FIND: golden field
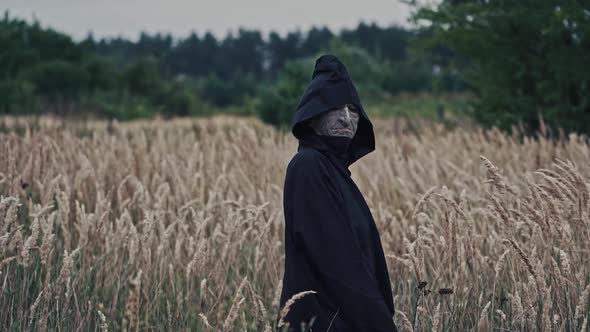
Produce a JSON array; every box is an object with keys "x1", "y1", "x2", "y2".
[{"x1": 0, "y1": 115, "x2": 589, "y2": 331}]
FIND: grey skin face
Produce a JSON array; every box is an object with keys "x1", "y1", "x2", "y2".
[{"x1": 308, "y1": 104, "x2": 360, "y2": 138}]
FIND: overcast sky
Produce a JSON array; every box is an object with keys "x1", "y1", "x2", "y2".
[{"x1": 2, "y1": 0, "x2": 414, "y2": 41}]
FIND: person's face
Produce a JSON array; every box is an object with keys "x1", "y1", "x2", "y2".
[{"x1": 309, "y1": 104, "x2": 360, "y2": 138}]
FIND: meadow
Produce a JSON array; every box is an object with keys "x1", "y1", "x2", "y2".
[{"x1": 0, "y1": 115, "x2": 589, "y2": 331}]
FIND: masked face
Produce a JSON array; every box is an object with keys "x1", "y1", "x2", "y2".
[{"x1": 309, "y1": 104, "x2": 360, "y2": 138}]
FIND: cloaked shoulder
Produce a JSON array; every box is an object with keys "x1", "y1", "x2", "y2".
[
  {"x1": 286, "y1": 148, "x2": 332, "y2": 177},
  {"x1": 285, "y1": 148, "x2": 344, "y2": 206}
]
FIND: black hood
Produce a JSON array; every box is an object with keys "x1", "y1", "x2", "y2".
[{"x1": 291, "y1": 54, "x2": 376, "y2": 167}]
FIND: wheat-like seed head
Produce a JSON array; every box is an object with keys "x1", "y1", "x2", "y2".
[
  {"x1": 277, "y1": 290, "x2": 317, "y2": 328},
  {"x1": 1, "y1": 116, "x2": 590, "y2": 330}
]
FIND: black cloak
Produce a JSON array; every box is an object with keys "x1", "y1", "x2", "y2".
[{"x1": 277, "y1": 55, "x2": 397, "y2": 332}]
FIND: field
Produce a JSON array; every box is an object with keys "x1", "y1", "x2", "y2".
[{"x1": 1, "y1": 115, "x2": 589, "y2": 331}]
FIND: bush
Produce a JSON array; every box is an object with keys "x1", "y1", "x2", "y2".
[
  {"x1": 83, "y1": 56, "x2": 119, "y2": 91},
  {"x1": 21, "y1": 60, "x2": 89, "y2": 101},
  {"x1": 122, "y1": 57, "x2": 163, "y2": 96},
  {"x1": 198, "y1": 72, "x2": 258, "y2": 108},
  {"x1": 379, "y1": 59, "x2": 433, "y2": 94},
  {"x1": 82, "y1": 91, "x2": 154, "y2": 120},
  {"x1": 0, "y1": 79, "x2": 36, "y2": 113},
  {"x1": 155, "y1": 82, "x2": 210, "y2": 117},
  {"x1": 257, "y1": 59, "x2": 310, "y2": 128}
]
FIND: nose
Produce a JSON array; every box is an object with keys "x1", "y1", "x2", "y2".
[{"x1": 339, "y1": 110, "x2": 351, "y2": 127}]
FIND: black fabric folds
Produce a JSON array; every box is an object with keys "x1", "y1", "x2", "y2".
[{"x1": 277, "y1": 55, "x2": 397, "y2": 332}]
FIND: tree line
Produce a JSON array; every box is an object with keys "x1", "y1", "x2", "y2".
[
  {"x1": 3, "y1": 0, "x2": 588, "y2": 135},
  {"x1": 0, "y1": 11, "x2": 461, "y2": 122}
]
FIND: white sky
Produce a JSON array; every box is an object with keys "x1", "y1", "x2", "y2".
[{"x1": 2, "y1": 0, "x2": 414, "y2": 41}]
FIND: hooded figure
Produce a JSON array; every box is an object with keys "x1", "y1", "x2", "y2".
[{"x1": 277, "y1": 55, "x2": 398, "y2": 332}]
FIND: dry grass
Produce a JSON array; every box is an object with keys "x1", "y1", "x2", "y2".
[{"x1": 0, "y1": 115, "x2": 589, "y2": 331}]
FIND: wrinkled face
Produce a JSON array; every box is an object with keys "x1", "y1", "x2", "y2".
[{"x1": 309, "y1": 104, "x2": 360, "y2": 138}]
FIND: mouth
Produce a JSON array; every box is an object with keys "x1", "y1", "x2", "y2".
[{"x1": 333, "y1": 128, "x2": 353, "y2": 135}]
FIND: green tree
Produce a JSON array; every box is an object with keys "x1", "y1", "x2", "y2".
[
  {"x1": 122, "y1": 57, "x2": 163, "y2": 96},
  {"x1": 22, "y1": 60, "x2": 89, "y2": 101},
  {"x1": 257, "y1": 59, "x2": 310, "y2": 128},
  {"x1": 0, "y1": 79, "x2": 35, "y2": 113},
  {"x1": 409, "y1": 0, "x2": 590, "y2": 134},
  {"x1": 83, "y1": 56, "x2": 118, "y2": 91}
]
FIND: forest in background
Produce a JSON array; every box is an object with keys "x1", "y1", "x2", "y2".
[
  {"x1": 1, "y1": 0, "x2": 589, "y2": 134},
  {"x1": 0, "y1": 10, "x2": 465, "y2": 124}
]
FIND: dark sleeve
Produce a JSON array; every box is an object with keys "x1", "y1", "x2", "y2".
[{"x1": 287, "y1": 153, "x2": 396, "y2": 332}]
